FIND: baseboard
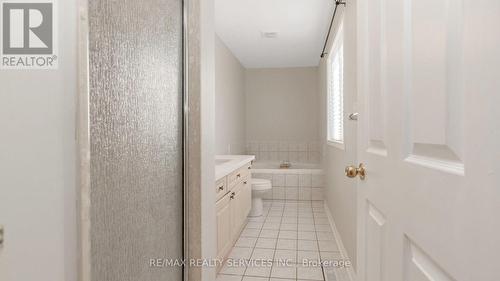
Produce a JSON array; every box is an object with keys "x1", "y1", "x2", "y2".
[{"x1": 323, "y1": 201, "x2": 357, "y2": 281}]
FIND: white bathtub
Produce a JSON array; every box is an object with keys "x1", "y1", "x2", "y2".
[
  {"x1": 252, "y1": 161, "x2": 323, "y2": 174},
  {"x1": 251, "y1": 161, "x2": 324, "y2": 201}
]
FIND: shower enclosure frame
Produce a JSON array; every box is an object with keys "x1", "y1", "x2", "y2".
[{"x1": 76, "y1": 0, "x2": 194, "y2": 280}]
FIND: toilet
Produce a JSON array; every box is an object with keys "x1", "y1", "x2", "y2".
[{"x1": 249, "y1": 178, "x2": 272, "y2": 217}]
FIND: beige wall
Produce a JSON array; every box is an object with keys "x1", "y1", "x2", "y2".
[
  {"x1": 215, "y1": 35, "x2": 246, "y2": 154},
  {"x1": 200, "y1": 1, "x2": 217, "y2": 280},
  {"x1": 245, "y1": 67, "x2": 319, "y2": 143},
  {"x1": 319, "y1": 1, "x2": 358, "y2": 272}
]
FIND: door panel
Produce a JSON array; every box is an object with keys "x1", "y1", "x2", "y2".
[
  {"x1": 216, "y1": 194, "x2": 232, "y2": 260},
  {"x1": 357, "y1": 0, "x2": 500, "y2": 280},
  {"x1": 404, "y1": 238, "x2": 456, "y2": 281},
  {"x1": 404, "y1": 0, "x2": 465, "y2": 175},
  {"x1": 230, "y1": 182, "x2": 244, "y2": 239},
  {"x1": 366, "y1": 0, "x2": 388, "y2": 154},
  {"x1": 365, "y1": 202, "x2": 386, "y2": 281},
  {"x1": 87, "y1": 0, "x2": 184, "y2": 280}
]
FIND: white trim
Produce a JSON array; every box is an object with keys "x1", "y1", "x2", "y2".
[
  {"x1": 324, "y1": 201, "x2": 357, "y2": 281},
  {"x1": 77, "y1": 0, "x2": 91, "y2": 280},
  {"x1": 182, "y1": 0, "x2": 190, "y2": 280},
  {"x1": 326, "y1": 21, "x2": 345, "y2": 145}
]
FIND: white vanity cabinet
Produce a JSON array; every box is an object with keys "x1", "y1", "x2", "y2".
[
  {"x1": 229, "y1": 175, "x2": 251, "y2": 239},
  {"x1": 215, "y1": 159, "x2": 253, "y2": 265},
  {"x1": 216, "y1": 191, "x2": 232, "y2": 261}
]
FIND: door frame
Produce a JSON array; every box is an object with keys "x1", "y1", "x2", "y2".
[{"x1": 76, "y1": 0, "x2": 91, "y2": 279}]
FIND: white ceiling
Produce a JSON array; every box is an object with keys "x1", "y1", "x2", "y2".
[{"x1": 215, "y1": 0, "x2": 335, "y2": 68}]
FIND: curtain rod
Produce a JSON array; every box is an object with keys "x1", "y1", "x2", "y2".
[{"x1": 320, "y1": 0, "x2": 346, "y2": 58}]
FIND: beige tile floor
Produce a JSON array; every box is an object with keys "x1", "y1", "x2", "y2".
[{"x1": 217, "y1": 200, "x2": 352, "y2": 281}]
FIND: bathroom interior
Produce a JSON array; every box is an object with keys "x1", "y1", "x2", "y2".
[
  {"x1": 213, "y1": 1, "x2": 354, "y2": 280},
  {"x1": 4, "y1": 0, "x2": 498, "y2": 280}
]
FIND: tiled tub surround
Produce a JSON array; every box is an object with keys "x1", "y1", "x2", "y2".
[
  {"x1": 252, "y1": 163, "x2": 324, "y2": 201},
  {"x1": 216, "y1": 200, "x2": 352, "y2": 281},
  {"x1": 246, "y1": 141, "x2": 321, "y2": 163}
]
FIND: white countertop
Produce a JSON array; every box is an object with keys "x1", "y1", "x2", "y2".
[{"x1": 215, "y1": 155, "x2": 255, "y2": 181}]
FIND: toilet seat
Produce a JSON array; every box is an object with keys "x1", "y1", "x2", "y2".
[{"x1": 252, "y1": 178, "x2": 272, "y2": 191}]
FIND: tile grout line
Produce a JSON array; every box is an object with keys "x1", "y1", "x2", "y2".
[
  {"x1": 312, "y1": 204, "x2": 327, "y2": 281},
  {"x1": 223, "y1": 200, "x2": 333, "y2": 281},
  {"x1": 269, "y1": 201, "x2": 284, "y2": 280}
]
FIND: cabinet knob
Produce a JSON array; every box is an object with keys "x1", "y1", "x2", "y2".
[
  {"x1": 243, "y1": 181, "x2": 247, "y2": 184},
  {"x1": 218, "y1": 185, "x2": 224, "y2": 191},
  {"x1": 230, "y1": 192, "x2": 235, "y2": 199},
  {"x1": 237, "y1": 173, "x2": 241, "y2": 178}
]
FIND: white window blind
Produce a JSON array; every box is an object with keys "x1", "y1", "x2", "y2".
[{"x1": 327, "y1": 25, "x2": 344, "y2": 145}]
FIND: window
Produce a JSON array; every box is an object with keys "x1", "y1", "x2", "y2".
[{"x1": 327, "y1": 24, "x2": 344, "y2": 146}]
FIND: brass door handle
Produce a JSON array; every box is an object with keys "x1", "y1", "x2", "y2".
[{"x1": 345, "y1": 163, "x2": 366, "y2": 180}]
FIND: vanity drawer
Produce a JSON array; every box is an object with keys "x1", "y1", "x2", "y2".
[
  {"x1": 228, "y1": 169, "x2": 242, "y2": 187},
  {"x1": 241, "y1": 162, "x2": 252, "y2": 179},
  {"x1": 215, "y1": 178, "x2": 227, "y2": 201},
  {"x1": 228, "y1": 164, "x2": 251, "y2": 188}
]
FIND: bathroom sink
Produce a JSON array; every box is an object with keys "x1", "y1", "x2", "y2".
[{"x1": 215, "y1": 155, "x2": 256, "y2": 181}]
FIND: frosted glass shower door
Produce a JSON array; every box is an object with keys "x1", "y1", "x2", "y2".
[{"x1": 86, "y1": 1, "x2": 184, "y2": 280}]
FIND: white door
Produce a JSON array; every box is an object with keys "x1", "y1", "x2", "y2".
[{"x1": 355, "y1": 0, "x2": 500, "y2": 280}]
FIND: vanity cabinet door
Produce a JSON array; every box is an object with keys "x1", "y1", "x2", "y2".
[
  {"x1": 215, "y1": 178, "x2": 227, "y2": 201},
  {"x1": 216, "y1": 192, "x2": 232, "y2": 261},
  {"x1": 230, "y1": 177, "x2": 252, "y2": 240},
  {"x1": 229, "y1": 182, "x2": 244, "y2": 239},
  {"x1": 240, "y1": 177, "x2": 252, "y2": 220}
]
